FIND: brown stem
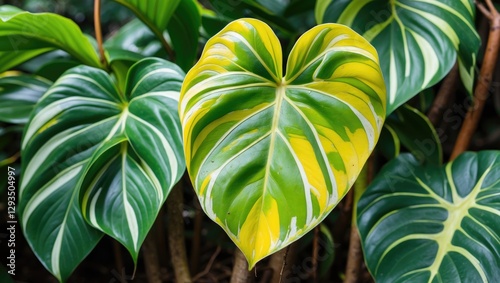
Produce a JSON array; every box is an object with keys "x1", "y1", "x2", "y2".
[
  {"x1": 190, "y1": 198, "x2": 204, "y2": 274},
  {"x1": 192, "y1": 246, "x2": 221, "y2": 281},
  {"x1": 167, "y1": 183, "x2": 192, "y2": 283},
  {"x1": 451, "y1": 4, "x2": 500, "y2": 159},
  {"x1": 344, "y1": 159, "x2": 371, "y2": 283},
  {"x1": 113, "y1": 240, "x2": 126, "y2": 283},
  {"x1": 93, "y1": 0, "x2": 107, "y2": 67},
  {"x1": 427, "y1": 63, "x2": 459, "y2": 126},
  {"x1": 142, "y1": 232, "x2": 162, "y2": 283},
  {"x1": 230, "y1": 249, "x2": 253, "y2": 283},
  {"x1": 268, "y1": 246, "x2": 290, "y2": 283},
  {"x1": 311, "y1": 226, "x2": 320, "y2": 283}
]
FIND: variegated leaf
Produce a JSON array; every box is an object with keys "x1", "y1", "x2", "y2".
[
  {"x1": 180, "y1": 18, "x2": 386, "y2": 267},
  {"x1": 316, "y1": 0, "x2": 480, "y2": 115},
  {"x1": 0, "y1": 74, "x2": 51, "y2": 124},
  {"x1": 19, "y1": 58, "x2": 185, "y2": 281},
  {"x1": 358, "y1": 151, "x2": 500, "y2": 282}
]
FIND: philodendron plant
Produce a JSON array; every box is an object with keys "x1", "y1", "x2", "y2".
[
  {"x1": 2, "y1": 0, "x2": 499, "y2": 282},
  {"x1": 179, "y1": 18, "x2": 386, "y2": 266}
]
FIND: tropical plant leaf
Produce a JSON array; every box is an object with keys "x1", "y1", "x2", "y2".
[
  {"x1": 358, "y1": 151, "x2": 500, "y2": 282},
  {"x1": 20, "y1": 58, "x2": 185, "y2": 281},
  {"x1": 386, "y1": 104, "x2": 442, "y2": 165},
  {"x1": 316, "y1": 0, "x2": 480, "y2": 115},
  {"x1": 104, "y1": 19, "x2": 163, "y2": 57},
  {"x1": 0, "y1": 74, "x2": 51, "y2": 124},
  {"x1": 0, "y1": 9, "x2": 101, "y2": 72},
  {"x1": 113, "y1": 0, "x2": 180, "y2": 50},
  {"x1": 167, "y1": 0, "x2": 201, "y2": 72},
  {"x1": 377, "y1": 124, "x2": 400, "y2": 160},
  {"x1": 180, "y1": 18, "x2": 386, "y2": 267}
]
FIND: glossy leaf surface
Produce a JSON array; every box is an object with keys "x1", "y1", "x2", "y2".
[
  {"x1": 20, "y1": 58, "x2": 185, "y2": 281},
  {"x1": 316, "y1": 0, "x2": 480, "y2": 115},
  {"x1": 0, "y1": 75, "x2": 51, "y2": 124},
  {"x1": 167, "y1": 0, "x2": 201, "y2": 72},
  {"x1": 0, "y1": 9, "x2": 101, "y2": 72},
  {"x1": 358, "y1": 151, "x2": 500, "y2": 282},
  {"x1": 180, "y1": 18, "x2": 386, "y2": 267},
  {"x1": 386, "y1": 104, "x2": 442, "y2": 165}
]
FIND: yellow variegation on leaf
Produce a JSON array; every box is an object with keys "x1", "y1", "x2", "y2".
[{"x1": 180, "y1": 18, "x2": 386, "y2": 267}]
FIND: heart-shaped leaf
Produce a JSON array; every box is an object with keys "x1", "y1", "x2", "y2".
[
  {"x1": 316, "y1": 0, "x2": 480, "y2": 115},
  {"x1": 0, "y1": 9, "x2": 101, "y2": 72},
  {"x1": 20, "y1": 58, "x2": 185, "y2": 281},
  {"x1": 358, "y1": 151, "x2": 500, "y2": 282},
  {"x1": 180, "y1": 18, "x2": 386, "y2": 267}
]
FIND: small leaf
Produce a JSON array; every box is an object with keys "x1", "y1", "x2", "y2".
[
  {"x1": 0, "y1": 74, "x2": 51, "y2": 124},
  {"x1": 386, "y1": 104, "x2": 442, "y2": 165},
  {"x1": 358, "y1": 151, "x2": 500, "y2": 282},
  {"x1": 113, "y1": 0, "x2": 180, "y2": 47},
  {"x1": 0, "y1": 10, "x2": 101, "y2": 71},
  {"x1": 180, "y1": 18, "x2": 386, "y2": 267},
  {"x1": 104, "y1": 19, "x2": 162, "y2": 57}
]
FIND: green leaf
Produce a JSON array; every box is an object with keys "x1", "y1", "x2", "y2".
[
  {"x1": 167, "y1": 0, "x2": 201, "y2": 72},
  {"x1": 20, "y1": 58, "x2": 185, "y2": 281},
  {"x1": 358, "y1": 151, "x2": 500, "y2": 282},
  {"x1": 104, "y1": 19, "x2": 162, "y2": 57},
  {"x1": 377, "y1": 124, "x2": 400, "y2": 160},
  {"x1": 0, "y1": 74, "x2": 51, "y2": 124},
  {"x1": 113, "y1": 0, "x2": 180, "y2": 49},
  {"x1": 105, "y1": 48, "x2": 145, "y2": 91},
  {"x1": 0, "y1": 10, "x2": 101, "y2": 72},
  {"x1": 386, "y1": 104, "x2": 442, "y2": 165},
  {"x1": 317, "y1": 0, "x2": 480, "y2": 115},
  {"x1": 180, "y1": 18, "x2": 386, "y2": 267}
]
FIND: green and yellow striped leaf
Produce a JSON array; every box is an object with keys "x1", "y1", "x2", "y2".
[
  {"x1": 19, "y1": 58, "x2": 185, "y2": 282},
  {"x1": 358, "y1": 151, "x2": 500, "y2": 282},
  {"x1": 180, "y1": 18, "x2": 386, "y2": 267},
  {"x1": 316, "y1": 0, "x2": 480, "y2": 115}
]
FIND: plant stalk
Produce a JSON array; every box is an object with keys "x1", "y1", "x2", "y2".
[
  {"x1": 427, "y1": 63, "x2": 459, "y2": 126},
  {"x1": 93, "y1": 0, "x2": 107, "y2": 68},
  {"x1": 142, "y1": 231, "x2": 162, "y2": 283},
  {"x1": 344, "y1": 161, "x2": 370, "y2": 283},
  {"x1": 230, "y1": 249, "x2": 253, "y2": 283},
  {"x1": 167, "y1": 183, "x2": 192, "y2": 283},
  {"x1": 450, "y1": 2, "x2": 500, "y2": 159}
]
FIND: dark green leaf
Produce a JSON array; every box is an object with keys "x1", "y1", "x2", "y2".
[
  {"x1": 358, "y1": 151, "x2": 500, "y2": 282},
  {"x1": 0, "y1": 75, "x2": 51, "y2": 124},
  {"x1": 386, "y1": 105, "x2": 442, "y2": 165},
  {"x1": 167, "y1": 0, "x2": 201, "y2": 72}
]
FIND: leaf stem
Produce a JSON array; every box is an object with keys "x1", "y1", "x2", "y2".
[
  {"x1": 451, "y1": 2, "x2": 500, "y2": 159},
  {"x1": 94, "y1": 0, "x2": 107, "y2": 68}
]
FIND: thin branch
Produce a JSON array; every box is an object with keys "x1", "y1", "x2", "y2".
[
  {"x1": 93, "y1": 0, "x2": 107, "y2": 67},
  {"x1": 190, "y1": 198, "x2": 204, "y2": 274},
  {"x1": 192, "y1": 246, "x2": 221, "y2": 282},
  {"x1": 451, "y1": 3, "x2": 500, "y2": 159},
  {"x1": 427, "y1": 63, "x2": 459, "y2": 126},
  {"x1": 476, "y1": 1, "x2": 493, "y2": 20}
]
